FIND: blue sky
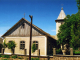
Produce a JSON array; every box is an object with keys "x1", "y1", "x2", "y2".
[{"x1": 0, "y1": 0, "x2": 78, "y2": 37}]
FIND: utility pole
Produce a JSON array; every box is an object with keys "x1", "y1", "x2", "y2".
[{"x1": 29, "y1": 15, "x2": 33, "y2": 60}]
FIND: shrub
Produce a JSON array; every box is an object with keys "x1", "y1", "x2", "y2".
[
  {"x1": 3, "y1": 40, "x2": 7, "y2": 48},
  {"x1": 74, "y1": 51, "x2": 80, "y2": 54},
  {"x1": 31, "y1": 58, "x2": 34, "y2": 60},
  {"x1": 11, "y1": 55, "x2": 17, "y2": 59},
  {"x1": 35, "y1": 58, "x2": 39, "y2": 60},
  {"x1": 32, "y1": 44, "x2": 37, "y2": 53},
  {"x1": 2, "y1": 55, "x2": 10, "y2": 58},
  {"x1": 3, "y1": 59, "x2": 9, "y2": 60},
  {"x1": 7, "y1": 41, "x2": 16, "y2": 49},
  {"x1": 56, "y1": 48, "x2": 62, "y2": 54},
  {"x1": 31, "y1": 58, "x2": 39, "y2": 60},
  {"x1": 0, "y1": 44, "x2": 3, "y2": 48},
  {"x1": 0, "y1": 54, "x2": 2, "y2": 57},
  {"x1": 18, "y1": 57, "x2": 23, "y2": 59}
]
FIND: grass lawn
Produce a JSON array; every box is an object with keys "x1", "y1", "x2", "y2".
[{"x1": 0, "y1": 54, "x2": 28, "y2": 60}]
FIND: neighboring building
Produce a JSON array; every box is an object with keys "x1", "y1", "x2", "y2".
[
  {"x1": 0, "y1": 37, "x2": 3, "y2": 53},
  {"x1": 2, "y1": 18, "x2": 56, "y2": 56},
  {"x1": 0, "y1": 38, "x2": 3, "y2": 44}
]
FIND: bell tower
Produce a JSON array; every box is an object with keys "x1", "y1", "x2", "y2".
[{"x1": 55, "y1": 7, "x2": 66, "y2": 35}]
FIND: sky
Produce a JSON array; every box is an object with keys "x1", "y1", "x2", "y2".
[{"x1": 0, "y1": 0, "x2": 78, "y2": 37}]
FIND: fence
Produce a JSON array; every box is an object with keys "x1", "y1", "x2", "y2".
[{"x1": 2, "y1": 48, "x2": 80, "y2": 60}]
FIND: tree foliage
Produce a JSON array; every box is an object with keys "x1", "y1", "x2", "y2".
[
  {"x1": 57, "y1": 13, "x2": 80, "y2": 49},
  {"x1": 32, "y1": 43, "x2": 37, "y2": 53},
  {"x1": 76, "y1": 0, "x2": 80, "y2": 12},
  {"x1": 3, "y1": 40, "x2": 7, "y2": 48},
  {"x1": 57, "y1": 0, "x2": 80, "y2": 49},
  {"x1": 7, "y1": 41, "x2": 16, "y2": 50}
]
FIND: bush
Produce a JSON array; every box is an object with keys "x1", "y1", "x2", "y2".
[
  {"x1": 35, "y1": 58, "x2": 39, "y2": 60},
  {"x1": 18, "y1": 57, "x2": 23, "y2": 59},
  {"x1": 2, "y1": 55, "x2": 10, "y2": 58},
  {"x1": 56, "y1": 48, "x2": 62, "y2": 54},
  {"x1": 73, "y1": 50, "x2": 80, "y2": 54},
  {"x1": 7, "y1": 41, "x2": 16, "y2": 49},
  {"x1": 11, "y1": 55, "x2": 17, "y2": 59},
  {"x1": 32, "y1": 44, "x2": 37, "y2": 53},
  {"x1": 3, "y1": 59, "x2": 9, "y2": 60},
  {"x1": 0, "y1": 54, "x2": 2, "y2": 57},
  {"x1": 31, "y1": 58, "x2": 39, "y2": 60},
  {"x1": 3, "y1": 40, "x2": 7, "y2": 48}
]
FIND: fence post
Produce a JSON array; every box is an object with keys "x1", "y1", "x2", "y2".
[
  {"x1": 24, "y1": 49, "x2": 27, "y2": 55},
  {"x1": 70, "y1": 48, "x2": 73, "y2": 55},
  {"x1": 53, "y1": 48, "x2": 56, "y2": 55},
  {"x1": 37, "y1": 49, "x2": 40, "y2": 56},
  {"x1": 1, "y1": 48, "x2": 4, "y2": 54}
]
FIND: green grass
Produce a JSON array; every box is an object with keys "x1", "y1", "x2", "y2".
[
  {"x1": 11, "y1": 55, "x2": 17, "y2": 59},
  {"x1": 0, "y1": 54, "x2": 2, "y2": 57},
  {"x1": 31, "y1": 58, "x2": 39, "y2": 60},
  {"x1": 75, "y1": 51, "x2": 80, "y2": 54},
  {"x1": 2, "y1": 55, "x2": 10, "y2": 58},
  {"x1": 18, "y1": 57, "x2": 23, "y2": 59}
]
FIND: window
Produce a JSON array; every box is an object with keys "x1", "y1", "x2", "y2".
[
  {"x1": 33, "y1": 41, "x2": 38, "y2": 49},
  {"x1": 20, "y1": 41, "x2": 25, "y2": 50},
  {"x1": 9, "y1": 41, "x2": 12, "y2": 43},
  {"x1": 21, "y1": 23, "x2": 25, "y2": 28}
]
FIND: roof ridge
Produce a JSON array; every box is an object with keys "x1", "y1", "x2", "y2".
[{"x1": 2, "y1": 18, "x2": 53, "y2": 38}]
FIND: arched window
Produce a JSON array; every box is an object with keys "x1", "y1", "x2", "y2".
[
  {"x1": 33, "y1": 41, "x2": 38, "y2": 49},
  {"x1": 20, "y1": 41, "x2": 25, "y2": 50}
]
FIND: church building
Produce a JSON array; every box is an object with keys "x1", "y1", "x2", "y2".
[
  {"x1": 2, "y1": 18, "x2": 56, "y2": 56},
  {"x1": 1, "y1": 7, "x2": 66, "y2": 56}
]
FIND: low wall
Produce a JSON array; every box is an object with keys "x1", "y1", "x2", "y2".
[
  {"x1": 1, "y1": 54, "x2": 53, "y2": 60},
  {"x1": 53, "y1": 55, "x2": 80, "y2": 60},
  {"x1": 2, "y1": 54, "x2": 80, "y2": 60}
]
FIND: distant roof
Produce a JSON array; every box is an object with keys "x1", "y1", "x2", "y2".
[
  {"x1": 57, "y1": 7, "x2": 66, "y2": 20},
  {"x1": 0, "y1": 38, "x2": 3, "y2": 40}
]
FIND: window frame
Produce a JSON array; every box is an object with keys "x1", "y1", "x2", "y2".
[
  {"x1": 33, "y1": 41, "x2": 38, "y2": 50},
  {"x1": 20, "y1": 41, "x2": 25, "y2": 50}
]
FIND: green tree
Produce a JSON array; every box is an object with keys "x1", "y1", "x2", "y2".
[
  {"x1": 57, "y1": 0, "x2": 80, "y2": 49},
  {"x1": 57, "y1": 13, "x2": 80, "y2": 49},
  {"x1": 76, "y1": 0, "x2": 80, "y2": 12},
  {"x1": 31, "y1": 43, "x2": 37, "y2": 53},
  {"x1": 7, "y1": 41, "x2": 16, "y2": 49},
  {"x1": 3, "y1": 40, "x2": 7, "y2": 48},
  {"x1": 7, "y1": 41, "x2": 16, "y2": 54}
]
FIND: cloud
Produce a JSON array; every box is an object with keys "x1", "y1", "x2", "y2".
[{"x1": 51, "y1": 30, "x2": 56, "y2": 32}]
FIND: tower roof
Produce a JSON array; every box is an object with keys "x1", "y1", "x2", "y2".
[{"x1": 57, "y1": 7, "x2": 66, "y2": 20}]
